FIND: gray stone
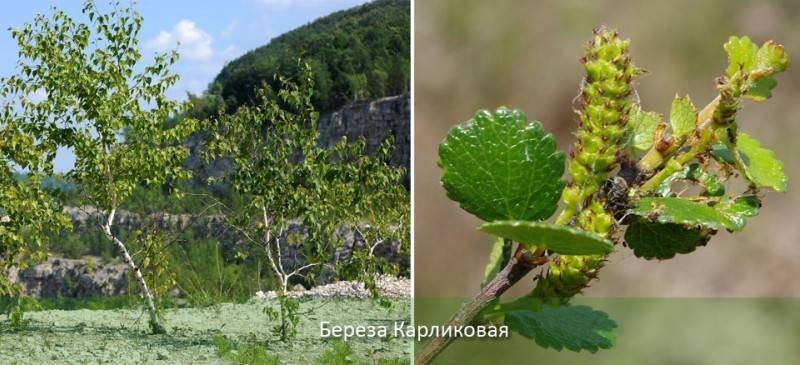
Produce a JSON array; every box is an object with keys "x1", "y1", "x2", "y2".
[
  {"x1": 184, "y1": 94, "x2": 410, "y2": 187},
  {"x1": 8, "y1": 257, "x2": 128, "y2": 298}
]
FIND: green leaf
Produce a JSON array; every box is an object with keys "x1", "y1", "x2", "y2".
[
  {"x1": 745, "y1": 76, "x2": 778, "y2": 101},
  {"x1": 756, "y1": 40, "x2": 789, "y2": 73},
  {"x1": 656, "y1": 164, "x2": 724, "y2": 197},
  {"x1": 715, "y1": 195, "x2": 760, "y2": 231},
  {"x1": 686, "y1": 164, "x2": 725, "y2": 196},
  {"x1": 479, "y1": 221, "x2": 613, "y2": 255},
  {"x1": 505, "y1": 305, "x2": 617, "y2": 353},
  {"x1": 630, "y1": 197, "x2": 757, "y2": 232},
  {"x1": 735, "y1": 40, "x2": 788, "y2": 101},
  {"x1": 724, "y1": 36, "x2": 758, "y2": 77},
  {"x1": 482, "y1": 238, "x2": 510, "y2": 287},
  {"x1": 439, "y1": 108, "x2": 565, "y2": 222},
  {"x1": 624, "y1": 220, "x2": 710, "y2": 260},
  {"x1": 736, "y1": 133, "x2": 787, "y2": 192},
  {"x1": 714, "y1": 133, "x2": 787, "y2": 191},
  {"x1": 629, "y1": 106, "x2": 661, "y2": 152},
  {"x1": 669, "y1": 95, "x2": 696, "y2": 139},
  {"x1": 710, "y1": 142, "x2": 734, "y2": 164},
  {"x1": 632, "y1": 197, "x2": 730, "y2": 230}
]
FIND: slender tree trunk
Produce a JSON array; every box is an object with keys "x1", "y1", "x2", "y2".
[
  {"x1": 262, "y1": 206, "x2": 289, "y2": 292},
  {"x1": 415, "y1": 247, "x2": 545, "y2": 365},
  {"x1": 102, "y1": 208, "x2": 165, "y2": 334}
]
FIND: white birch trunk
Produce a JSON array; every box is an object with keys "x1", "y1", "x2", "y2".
[{"x1": 102, "y1": 208, "x2": 165, "y2": 334}]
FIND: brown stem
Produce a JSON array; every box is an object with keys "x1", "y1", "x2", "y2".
[{"x1": 415, "y1": 247, "x2": 545, "y2": 365}]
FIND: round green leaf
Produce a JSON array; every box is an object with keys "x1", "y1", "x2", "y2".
[
  {"x1": 479, "y1": 221, "x2": 613, "y2": 255},
  {"x1": 624, "y1": 220, "x2": 711, "y2": 260},
  {"x1": 505, "y1": 304, "x2": 617, "y2": 353},
  {"x1": 438, "y1": 108, "x2": 565, "y2": 222}
]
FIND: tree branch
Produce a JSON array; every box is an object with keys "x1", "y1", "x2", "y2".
[{"x1": 415, "y1": 246, "x2": 546, "y2": 365}]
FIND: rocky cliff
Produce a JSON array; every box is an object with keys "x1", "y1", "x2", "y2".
[
  {"x1": 317, "y1": 94, "x2": 410, "y2": 185},
  {"x1": 7, "y1": 257, "x2": 128, "y2": 298},
  {"x1": 185, "y1": 94, "x2": 410, "y2": 187},
  {"x1": 9, "y1": 206, "x2": 407, "y2": 298}
]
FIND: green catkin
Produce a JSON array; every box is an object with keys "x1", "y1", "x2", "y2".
[{"x1": 537, "y1": 27, "x2": 640, "y2": 300}]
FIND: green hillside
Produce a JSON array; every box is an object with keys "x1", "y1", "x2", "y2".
[{"x1": 191, "y1": 0, "x2": 409, "y2": 118}]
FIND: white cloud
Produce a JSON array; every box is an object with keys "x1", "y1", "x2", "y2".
[
  {"x1": 147, "y1": 20, "x2": 213, "y2": 61},
  {"x1": 165, "y1": 42, "x2": 244, "y2": 101}
]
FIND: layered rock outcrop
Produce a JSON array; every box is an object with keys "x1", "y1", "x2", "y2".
[
  {"x1": 10, "y1": 206, "x2": 407, "y2": 298},
  {"x1": 185, "y1": 94, "x2": 410, "y2": 187},
  {"x1": 8, "y1": 257, "x2": 128, "y2": 298}
]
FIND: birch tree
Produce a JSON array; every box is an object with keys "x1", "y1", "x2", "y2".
[
  {"x1": 205, "y1": 64, "x2": 408, "y2": 339},
  {"x1": 2, "y1": 1, "x2": 197, "y2": 333}
]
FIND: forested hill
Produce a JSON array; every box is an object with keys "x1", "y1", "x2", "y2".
[{"x1": 190, "y1": 0, "x2": 409, "y2": 118}]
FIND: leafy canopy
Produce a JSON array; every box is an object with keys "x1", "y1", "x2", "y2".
[
  {"x1": 205, "y1": 63, "x2": 408, "y2": 285},
  {"x1": 1, "y1": 0, "x2": 197, "y2": 210},
  {"x1": 203, "y1": 0, "x2": 410, "y2": 117},
  {"x1": 0, "y1": 109, "x2": 71, "y2": 296}
]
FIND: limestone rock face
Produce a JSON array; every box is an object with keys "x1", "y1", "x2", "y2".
[
  {"x1": 184, "y1": 94, "x2": 410, "y2": 187},
  {"x1": 40, "y1": 206, "x2": 407, "y2": 298},
  {"x1": 8, "y1": 257, "x2": 128, "y2": 298},
  {"x1": 317, "y1": 94, "x2": 410, "y2": 185}
]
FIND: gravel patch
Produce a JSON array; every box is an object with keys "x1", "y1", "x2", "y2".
[{"x1": 255, "y1": 275, "x2": 410, "y2": 300}]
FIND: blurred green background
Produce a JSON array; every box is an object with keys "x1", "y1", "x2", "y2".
[
  {"x1": 414, "y1": 0, "x2": 800, "y2": 363},
  {"x1": 415, "y1": 298, "x2": 800, "y2": 364}
]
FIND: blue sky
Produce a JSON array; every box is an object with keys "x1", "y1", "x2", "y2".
[{"x1": 1, "y1": 0, "x2": 369, "y2": 172}]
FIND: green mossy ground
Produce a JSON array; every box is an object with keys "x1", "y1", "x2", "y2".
[{"x1": 0, "y1": 299, "x2": 410, "y2": 364}]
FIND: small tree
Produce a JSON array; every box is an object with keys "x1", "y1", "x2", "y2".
[
  {"x1": 336, "y1": 139, "x2": 409, "y2": 302},
  {"x1": 206, "y1": 64, "x2": 408, "y2": 340},
  {"x1": 2, "y1": 0, "x2": 197, "y2": 333}
]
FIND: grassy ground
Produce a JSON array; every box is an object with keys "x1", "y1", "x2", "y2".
[{"x1": 0, "y1": 299, "x2": 411, "y2": 364}]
